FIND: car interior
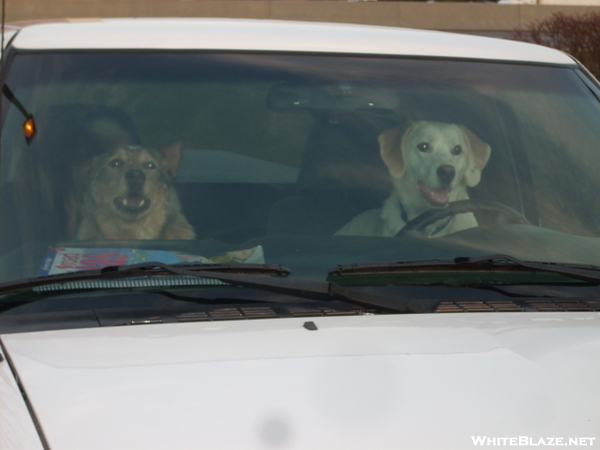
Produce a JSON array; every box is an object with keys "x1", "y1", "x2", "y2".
[{"x1": 2, "y1": 87, "x2": 537, "y2": 248}]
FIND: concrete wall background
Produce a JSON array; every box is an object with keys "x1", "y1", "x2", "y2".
[{"x1": 8, "y1": 1, "x2": 600, "y2": 35}]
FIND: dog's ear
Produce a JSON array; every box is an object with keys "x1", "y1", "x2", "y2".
[
  {"x1": 461, "y1": 126, "x2": 491, "y2": 187},
  {"x1": 379, "y1": 125, "x2": 409, "y2": 179},
  {"x1": 161, "y1": 141, "x2": 183, "y2": 179}
]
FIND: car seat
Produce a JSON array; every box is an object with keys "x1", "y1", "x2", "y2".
[{"x1": 267, "y1": 113, "x2": 393, "y2": 235}]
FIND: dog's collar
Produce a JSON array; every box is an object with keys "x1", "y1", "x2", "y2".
[
  {"x1": 431, "y1": 216, "x2": 453, "y2": 236},
  {"x1": 397, "y1": 198, "x2": 409, "y2": 224}
]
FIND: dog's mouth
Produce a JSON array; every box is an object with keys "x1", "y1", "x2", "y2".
[
  {"x1": 418, "y1": 181, "x2": 450, "y2": 206},
  {"x1": 114, "y1": 194, "x2": 151, "y2": 214}
]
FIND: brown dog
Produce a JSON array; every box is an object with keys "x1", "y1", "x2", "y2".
[{"x1": 76, "y1": 143, "x2": 196, "y2": 240}]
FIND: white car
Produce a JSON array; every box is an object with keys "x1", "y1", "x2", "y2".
[{"x1": 1, "y1": 18, "x2": 600, "y2": 450}]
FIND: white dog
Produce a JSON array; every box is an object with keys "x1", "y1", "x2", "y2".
[{"x1": 336, "y1": 121, "x2": 491, "y2": 237}]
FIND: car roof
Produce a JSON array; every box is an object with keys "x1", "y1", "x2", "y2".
[{"x1": 8, "y1": 18, "x2": 575, "y2": 65}]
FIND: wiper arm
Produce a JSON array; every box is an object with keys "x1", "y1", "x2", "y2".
[
  {"x1": 0, "y1": 262, "x2": 291, "y2": 296},
  {"x1": 0, "y1": 262, "x2": 426, "y2": 314},
  {"x1": 329, "y1": 254, "x2": 600, "y2": 285},
  {"x1": 457, "y1": 255, "x2": 600, "y2": 283}
]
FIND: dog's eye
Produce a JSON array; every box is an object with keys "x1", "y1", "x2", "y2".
[
  {"x1": 144, "y1": 162, "x2": 157, "y2": 169},
  {"x1": 108, "y1": 159, "x2": 124, "y2": 168},
  {"x1": 451, "y1": 145, "x2": 462, "y2": 155},
  {"x1": 417, "y1": 142, "x2": 430, "y2": 152}
]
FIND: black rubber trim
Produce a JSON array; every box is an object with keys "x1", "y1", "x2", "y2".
[{"x1": 0, "y1": 338, "x2": 51, "y2": 450}]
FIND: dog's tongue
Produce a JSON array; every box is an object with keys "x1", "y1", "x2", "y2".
[
  {"x1": 418, "y1": 182, "x2": 450, "y2": 206},
  {"x1": 430, "y1": 188, "x2": 450, "y2": 205}
]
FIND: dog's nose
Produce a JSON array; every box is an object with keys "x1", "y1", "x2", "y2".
[
  {"x1": 437, "y1": 165, "x2": 455, "y2": 185},
  {"x1": 126, "y1": 169, "x2": 146, "y2": 187}
]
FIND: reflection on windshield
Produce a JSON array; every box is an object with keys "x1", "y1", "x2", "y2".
[{"x1": 2, "y1": 53, "x2": 600, "y2": 284}]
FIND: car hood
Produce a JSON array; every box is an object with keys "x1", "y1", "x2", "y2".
[{"x1": 2, "y1": 313, "x2": 600, "y2": 449}]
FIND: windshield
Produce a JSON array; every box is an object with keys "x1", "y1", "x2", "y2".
[{"x1": 2, "y1": 51, "x2": 600, "y2": 286}]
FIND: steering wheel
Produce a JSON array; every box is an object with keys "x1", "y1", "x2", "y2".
[{"x1": 397, "y1": 199, "x2": 531, "y2": 237}]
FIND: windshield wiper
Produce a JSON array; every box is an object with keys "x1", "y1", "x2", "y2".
[
  {"x1": 0, "y1": 262, "x2": 427, "y2": 314},
  {"x1": 0, "y1": 262, "x2": 290, "y2": 296},
  {"x1": 329, "y1": 254, "x2": 600, "y2": 285}
]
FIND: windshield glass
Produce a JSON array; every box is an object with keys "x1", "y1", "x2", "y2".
[{"x1": 2, "y1": 51, "x2": 600, "y2": 284}]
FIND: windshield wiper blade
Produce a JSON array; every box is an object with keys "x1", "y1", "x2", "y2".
[
  {"x1": 0, "y1": 262, "x2": 291, "y2": 296},
  {"x1": 329, "y1": 254, "x2": 600, "y2": 284},
  {"x1": 0, "y1": 262, "x2": 426, "y2": 314}
]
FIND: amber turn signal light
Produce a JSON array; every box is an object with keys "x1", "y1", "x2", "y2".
[{"x1": 23, "y1": 117, "x2": 36, "y2": 140}]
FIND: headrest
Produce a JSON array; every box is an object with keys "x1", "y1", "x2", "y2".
[
  {"x1": 33, "y1": 103, "x2": 140, "y2": 159},
  {"x1": 296, "y1": 114, "x2": 392, "y2": 197}
]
